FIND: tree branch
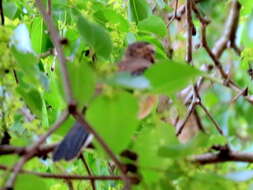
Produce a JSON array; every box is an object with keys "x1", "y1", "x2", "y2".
[{"x1": 35, "y1": 0, "x2": 74, "y2": 104}]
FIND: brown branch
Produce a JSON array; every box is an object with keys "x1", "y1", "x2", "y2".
[
  {"x1": 38, "y1": 48, "x2": 54, "y2": 59},
  {"x1": 73, "y1": 112, "x2": 132, "y2": 190},
  {"x1": 229, "y1": 87, "x2": 248, "y2": 105},
  {"x1": 212, "y1": 0, "x2": 241, "y2": 58},
  {"x1": 0, "y1": 144, "x2": 56, "y2": 156},
  {"x1": 0, "y1": 0, "x2": 4, "y2": 25},
  {"x1": 185, "y1": 0, "x2": 193, "y2": 63},
  {"x1": 192, "y1": 150, "x2": 253, "y2": 165},
  {"x1": 35, "y1": 0, "x2": 74, "y2": 104},
  {"x1": 167, "y1": 0, "x2": 179, "y2": 25},
  {"x1": 198, "y1": 102, "x2": 224, "y2": 136},
  {"x1": 4, "y1": 111, "x2": 69, "y2": 189},
  {"x1": 200, "y1": 23, "x2": 228, "y2": 79},
  {"x1": 0, "y1": 164, "x2": 125, "y2": 180},
  {"x1": 168, "y1": 4, "x2": 185, "y2": 22},
  {"x1": 80, "y1": 154, "x2": 96, "y2": 190},
  {"x1": 47, "y1": 0, "x2": 51, "y2": 16},
  {"x1": 176, "y1": 99, "x2": 197, "y2": 136}
]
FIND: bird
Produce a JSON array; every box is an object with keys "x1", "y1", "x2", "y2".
[{"x1": 52, "y1": 41, "x2": 156, "y2": 161}]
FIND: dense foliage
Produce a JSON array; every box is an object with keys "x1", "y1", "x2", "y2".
[{"x1": 1, "y1": 0, "x2": 253, "y2": 189}]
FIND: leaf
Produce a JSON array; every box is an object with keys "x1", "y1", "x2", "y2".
[
  {"x1": 17, "y1": 87, "x2": 43, "y2": 117},
  {"x1": 94, "y1": 8, "x2": 129, "y2": 32},
  {"x1": 158, "y1": 144, "x2": 192, "y2": 159},
  {"x1": 44, "y1": 73, "x2": 65, "y2": 110},
  {"x1": 239, "y1": 0, "x2": 253, "y2": 15},
  {"x1": 133, "y1": 124, "x2": 178, "y2": 183},
  {"x1": 128, "y1": 0, "x2": 152, "y2": 24},
  {"x1": 15, "y1": 174, "x2": 48, "y2": 190},
  {"x1": 144, "y1": 60, "x2": 202, "y2": 95},
  {"x1": 86, "y1": 92, "x2": 139, "y2": 153},
  {"x1": 11, "y1": 24, "x2": 41, "y2": 87},
  {"x1": 67, "y1": 62, "x2": 96, "y2": 107},
  {"x1": 30, "y1": 17, "x2": 51, "y2": 54},
  {"x1": 77, "y1": 15, "x2": 112, "y2": 59},
  {"x1": 138, "y1": 15, "x2": 167, "y2": 37},
  {"x1": 3, "y1": 2, "x2": 18, "y2": 19}
]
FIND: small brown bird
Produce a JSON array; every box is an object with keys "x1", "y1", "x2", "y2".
[
  {"x1": 53, "y1": 41, "x2": 156, "y2": 161},
  {"x1": 118, "y1": 41, "x2": 155, "y2": 74}
]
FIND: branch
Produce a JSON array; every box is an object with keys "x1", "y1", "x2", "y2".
[
  {"x1": 185, "y1": 0, "x2": 193, "y2": 63},
  {"x1": 0, "y1": 144, "x2": 56, "y2": 156},
  {"x1": 212, "y1": 0, "x2": 241, "y2": 58},
  {"x1": 35, "y1": 0, "x2": 74, "y2": 104},
  {"x1": 4, "y1": 111, "x2": 69, "y2": 189},
  {"x1": 198, "y1": 102, "x2": 224, "y2": 136},
  {"x1": 0, "y1": 165, "x2": 125, "y2": 180},
  {"x1": 200, "y1": 23, "x2": 228, "y2": 79},
  {"x1": 80, "y1": 154, "x2": 96, "y2": 190},
  {"x1": 192, "y1": 150, "x2": 253, "y2": 165},
  {"x1": 0, "y1": 0, "x2": 4, "y2": 25},
  {"x1": 73, "y1": 112, "x2": 132, "y2": 190}
]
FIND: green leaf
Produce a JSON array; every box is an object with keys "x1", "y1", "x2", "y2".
[
  {"x1": 11, "y1": 24, "x2": 42, "y2": 87},
  {"x1": 94, "y1": 8, "x2": 129, "y2": 32},
  {"x1": 144, "y1": 60, "x2": 202, "y2": 95},
  {"x1": 55, "y1": 116, "x2": 75, "y2": 136},
  {"x1": 44, "y1": 73, "x2": 65, "y2": 110},
  {"x1": 138, "y1": 15, "x2": 167, "y2": 37},
  {"x1": 3, "y1": 2, "x2": 18, "y2": 19},
  {"x1": 133, "y1": 124, "x2": 178, "y2": 183},
  {"x1": 239, "y1": 0, "x2": 253, "y2": 15},
  {"x1": 17, "y1": 87, "x2": 43, "y2": 117},
  {"x1": 30, "y1": 17, "x2": 51, "y2": 54},
  {"x1": 77, "y1": 15, "x2": 112, "y2": 59},
  {"x1": 158, "y1": 144, "x2": 192, "y2": 159},
  {"x1": 15, "y1": 174, "x2": 48, "y2": 190},
  {"x1": 67, "y1": 62, "x2": 96, "y2": 107},
  {"x1": 86, "y1": 92, "x2": 139, "y2": 153},
  {"x1": 128, "y1": 0, "x2": 152, "y2": 23}
]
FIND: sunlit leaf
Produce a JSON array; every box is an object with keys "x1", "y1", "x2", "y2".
[
  {"x1": 86, "y1": 92, "x2": 139, "y2": 153},
  {"x1": 77, "y1": 15, "x2": 112, "y2": 59},
  {"x1": 30, "y1": 17, "x2": 52, "y2": 54},
  {"x1": 15, "y1": 174, "x2": 48, "y2": 190},
  {"x1": 67, "y1": 62, "x2": 96, "y2": 107},
  {"x1": 144, "y1": 60, "x2": 202, "y2": 95},
  {"x1": 128, "y1": 0, "x2": 152, "y2": 23},
  {"x1": 138, "y1": 15, "x2": 167, "y2": 37}
]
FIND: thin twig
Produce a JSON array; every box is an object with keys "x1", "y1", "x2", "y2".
[
  {"x1": 212, "y1": 0, "x2": 241, "y2": 59},
  {"x1": 0, "y1": 165, "x2": 125, "y2": 180},
  {"x1": 4, "y1": 111, "x2": 69, "y2": 189},
  {"x1": 229, "y1": 87, "x2": 248, "y2": 105},
  {"x1": 35, "y1": 0, "x2": 74, "y2": 104},
  {"x1": 185, "y1": 0, "x2": 193, "y2": 63},
  {"x1": 0, "y1": 144, "x2": 56, "y2": 156},
  {"x1": 167, "y1": 0, "x2": 179, "y2": 25},
  {"x1": 73, "y1": 112, "x2": 132, "y2": 190},
  {"x1": 0, "y1": 0, "x2": 4, "y2": 25},
  {"x1": 176, "y1": 91, "x2": 198, "y2": 136},
  {"x1": 80, "y1": 154, "x2": 96, "y2": 190},
  {"x1": 200, "y1": 23, "x2": 228, "y2": 79},
  {"x1": 192, "y1": 150, "x2": 253, "y2": 164},
  {"x1": 198, "y1": 102, "x2": 224, "y2": 136},
  {"x1": 47, "y1": 0, "x2": 51, "y2": 16}
]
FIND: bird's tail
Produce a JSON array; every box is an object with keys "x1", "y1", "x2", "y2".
[{"x1": 52, "y1": 122, "x2": 92, "y2": 161}]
